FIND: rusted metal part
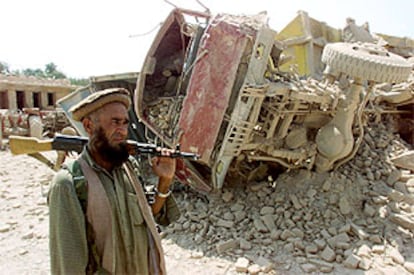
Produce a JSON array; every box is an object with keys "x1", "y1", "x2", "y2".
[{"x1": 178, "y1": 15, "x2": 251, "y2": 164}]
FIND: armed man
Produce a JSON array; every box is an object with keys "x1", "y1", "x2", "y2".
[{"x1": 48, "y1": 88, "x2": 180, "y2": 274}]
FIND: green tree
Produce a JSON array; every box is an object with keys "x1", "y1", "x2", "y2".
[
  {"x1": 22, "y1": 68, "x2": 45, "y2": 77},
  {"x1": 0, "y1": 61, "x2": 10, "y2": 74},
  {"x1": 2, "y1": 61, "x2": 88, "y2": 86},
  {"x1": 69, "y1": 77, "x2": 89, "y2": 86},
  {"x1": 44, "y1": 62, "x2": 66, "y2": 79}
]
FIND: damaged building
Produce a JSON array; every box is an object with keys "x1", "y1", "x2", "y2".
[{"x1": 0, "y1": 74, "x2": 76, "y2": 110}]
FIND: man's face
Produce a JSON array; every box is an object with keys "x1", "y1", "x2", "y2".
[{"x1": 89, "y1": 102, "x2": 130, "y2": 165}]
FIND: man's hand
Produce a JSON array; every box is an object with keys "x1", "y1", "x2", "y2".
[
  {"x1": 151, "y1": 148, "x2": 176, "y2": 180},
  {"x1": 150, "y1": 148, "x2": 177, "y2": 214}
]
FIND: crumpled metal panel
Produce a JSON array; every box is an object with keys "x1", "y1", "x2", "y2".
[{"x1": 177, "y1": 15, "x2": 249, "y2": 164}]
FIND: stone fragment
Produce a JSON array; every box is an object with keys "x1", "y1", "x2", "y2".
[
  {"x1": 327, "y1": 227, "x2": 336, "y2": 236},
  {"x1": 234, "y1": 211, "x2": 246, "y2": 223},
  {"x1": 223, "y1": 212, "x2": 234, "y2": 221},
  {"x1": 394, "y1": 181, "x2": 408, "y2": 194},
  {"x1": 404, "y1": 262, "x2": 414, "y2": 273},
  {"x1": 358, "y1": 257, "x2": 372, "y2": 270},
  {"x1": 0, "y1": 223, "x2": 11, "y2": 233},
  {"x1": 280, "y1": 229, "x2": 295, "y2": 240},
  {"x1": 305, "y1": 244, "x2": 319, "y2": 254},
  {"x1": 247, "y1": 264, "x2": 261, "y2": 275},
  {"x1": 270, "y1": 229, "x2": 281, "y2": 240},
  {"x1": 389, "y1": 213, "x2": 414, "y2": 230},
  {"x1": 240, "y1": 238, "x2": 252, "y2": 250},
  {"x1": 261, "y1": 215, "x2": 276, "y2": 231},
  {"x1": 308, "y1": 259, "x2": 334, "y2": 272},
  {"x1": 22, "y1": 231, "x2": 34, "y2": 240},
  {"x1": 222, "y1": 191, "x2": 233, "y2": 202},
  {"x1": 343, "y1": 254, "x2": 360, "y2": 269},
  {"x1": 350, "y1": 223, "x2": 368, "y2": 240},
  {"x1": 389, "y1": 190, "x2": 405, "y2": 202},
  {"x1": 307, "y1": 189, "x2": 317, "y2": 198},
  {"x1": 336, "y1": 242, "x2": 351, "y2": 250},
  {"x1": 249, "y1": 182, "x2": 267, "y2": 192},
  {"x1": 284, "y1": 242, "x2": 294, "y2": 252},
  {"x1": 322, "y1": 180, "x2": 332, "y2": 192},
  {"x1": 253, "y1": 218, "x2": 268, "y2": 233},
  {"x1": 372, "y1": 245, "x2": 385, "y2": 254},
  {"x1": 327, "y1": 232, "x2": 350, "y2": 248},
  {"x1": 230, "y1": 203, "x2": 244, "y2": 212},
  {"x1": 216, "y1": 219, "x2": 234, "y2": 228},
  {"x1": 190, "y1": 251, "x2": 204, "y2": 259},
  {"x1": 320, "y1": 229, "x2": 331, "y2": 239},
  {"x1": 235, "y1": 257, "x2": 249, "y2": 272},
  {"x1": 216, "y1": 239, "x2": 239, "y2": 254},
  {"x1": 255, "y1": 256, "x2": 273, "y2": 272},
  {"x1": 339, "y1": 197, "x2": 351, "y2": 215},
  {"x1": 338, "y1": 223, "x2": 351, "y2": 233},
  {"x1": 301, "y1": 263, "x2": 318, "y2": 273},
  {"x1": 294, "y1": 240, "x2": 305, "y2": 251},
  {"x1": 387, "y1": 170, "x2": 402, "y2": 186},
  {"x1": 388, "y1": 247, "x2": 405, "y2": 265},
  {"x1": 363, "y1": 203, "x2": 376, "y2": 217},
  {"x1": 314, "y1": 239, "x2": 326, "y2": 249},
  {"x1": 261, "y1": 238, "x2": 273, "y2": 246},
  {"x1": 290, "y1": 194, "x2": 302, "y2": 210},
  {"x1": 291, "y1": 228, "x2": 304, "y2": 239},
  {"x1": 320, "y1": 246, "x2": 336, "y2": 262},
  {"x1": 356, "y1": 244, "x2": 371, "y2": 258},
  {"x1": 19, "y1": 249, "x2": 28, "y2": 255},
  {"x1": 403, "y1": 194, "x2": 414, "y2": 204},
  {"x1": 372, "y1": 195, "x2": 388, "y2": 204},
  {"x1": 260, "y1": 206, "x2": 274, "y2": 215},
  {"x1": 320, "y1": 266, "x2": 334, "y2": 273},
  {"x1": 390, "y1": 151, "x2": 414, "y2": 171}
]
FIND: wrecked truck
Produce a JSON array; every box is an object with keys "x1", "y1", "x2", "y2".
[{"x1": 133, "y1": 8, "x2": 413, "y2": 192}]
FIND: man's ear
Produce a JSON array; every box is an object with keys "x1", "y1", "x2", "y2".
[{"x1": 82, "y1": 117, "x2": 94, "y2": 136}]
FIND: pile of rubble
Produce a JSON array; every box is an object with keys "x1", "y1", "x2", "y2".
[{"x1": 164, "y1": 119, "x2": 414, "y2": 274}]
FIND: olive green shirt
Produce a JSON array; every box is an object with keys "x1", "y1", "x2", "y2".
[{"x1": 48, "y1": 149, "x2": 180, "y2": 274}]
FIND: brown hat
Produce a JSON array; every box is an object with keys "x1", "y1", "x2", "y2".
[{"x1": 70, "y1": 88, "x2": 131, "y2": 121}]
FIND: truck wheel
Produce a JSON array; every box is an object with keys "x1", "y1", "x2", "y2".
[{"x1": 322, "y1": 42, "x2": 412, "y2": 83}]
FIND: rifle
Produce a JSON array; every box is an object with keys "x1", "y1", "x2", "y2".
[{"x1": 9, "y1": 135, "x2": 200, "y2": 160}]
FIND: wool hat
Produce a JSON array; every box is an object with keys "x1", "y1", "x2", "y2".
[{"x1": 70, "y1": 88, "x2": 131, "y2": 121}]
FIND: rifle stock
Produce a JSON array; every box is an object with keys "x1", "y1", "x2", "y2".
[
  {"x1": 9, "y1": 136, "x2": 54, "y2": 155},
  {"x1": 9, "y1": 135, "x2": 200, "y2": 160}
]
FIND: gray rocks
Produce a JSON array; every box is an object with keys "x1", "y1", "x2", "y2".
[
  {"x1": 216, "y1": 239, "x2": 239, "y2": 254},
  {"x1": 343, "y1": 254, "x2": 360, "y2": 269},
  {"x1": 235, "y1": 257, "x2": 249, "y2": 272},
  {"x1": 339, "y1": 197, "x2": 352, "y2": 215},
  {"x1": 320, "y1": 246, "x2": 336, "y2": 262},
  {"x1": 167, "y1": 120, "x2": 414, "y2": 274},
  {"x1": 389, "y1": 213, "x2": 414, "y2": 230}
]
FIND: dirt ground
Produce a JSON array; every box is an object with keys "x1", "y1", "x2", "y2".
[{"x1": 0, "y1": 123, "x2": 413, "y2": 275}]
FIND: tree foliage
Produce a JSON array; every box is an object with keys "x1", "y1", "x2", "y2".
[
  {"x1": 0, "y1": 61, "x2": 10, "y2": 74},
  {"x1": 0, "y1": 61, "x2": 88, "y2": 86}
]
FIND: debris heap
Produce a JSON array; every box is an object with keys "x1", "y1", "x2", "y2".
[{"x1": 164, "y1": 119, "x2": 414, "y2": 274}]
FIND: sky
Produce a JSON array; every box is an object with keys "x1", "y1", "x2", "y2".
[{"x1": 1, "y1": 0, "x2": 413, "y2": 79}]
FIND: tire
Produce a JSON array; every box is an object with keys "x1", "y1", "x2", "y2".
[{"x1": 322, "y1": 42, "x2": 412, "y2": 83}]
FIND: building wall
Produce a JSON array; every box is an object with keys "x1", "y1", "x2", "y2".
[{"x1": 0, "y1": 75, "x2": 78, "y2": 111}]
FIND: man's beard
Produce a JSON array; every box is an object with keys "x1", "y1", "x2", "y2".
[{"x1": 91, "y1": 126, "x2": 129, "y2": 167}]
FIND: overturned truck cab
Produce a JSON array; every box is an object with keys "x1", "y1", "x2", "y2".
[{"x1": 135, "y1": 8, "x2": 412, "y2": 192}]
